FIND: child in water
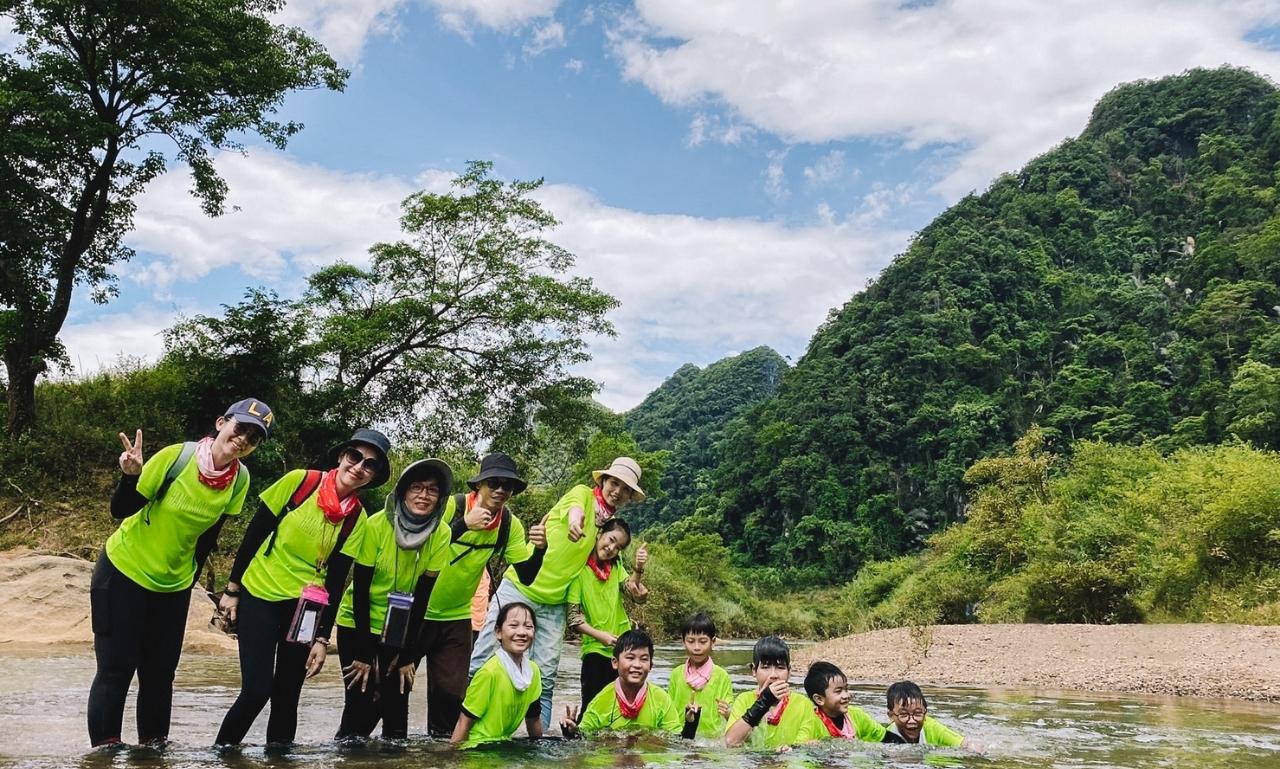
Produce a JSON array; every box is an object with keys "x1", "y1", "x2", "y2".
[
  {"x1": 798, "y1": 661, "x2": 889, "y2": 742},
  {"x1": 567, "y1": 518, "x2": 649, "y2": 709},
  {"x1": 725, "y1": 636, "x2": 812, "y2": 748},
  {"x1": 450, "y1": 602, "x2": 543, "y2": 748},
  {"x1": 882, "y1": 680, "x2": 966, "y2": 748},
  {"x1": 666, "y1": 612, "x2": 734, "y2": 740},
  {"x1": 560, "y1": 629, "x2": 694, "y2": 738}
]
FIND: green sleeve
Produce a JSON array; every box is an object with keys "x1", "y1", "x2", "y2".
[
  {"x1": 566, "y1": 570, "x2": 583, "y2": 604},
  {"x1": 661, "y1": 697, "x2": 683, "y2": 734},
  {"x1": 796, "y1": 710, "x2": 825, "y2": 742},
  {"x1": 712, "y1": 667, "x2": 735, "y2": 705},
  {"x1": 423, "y1": 520, "x2": 452, "y2": 572},
  {"x1": 134, "y1": 443, "x2": 184, "y2": 500},
  {"x1": 504, "y1": 515, "x2": 531, "y2": 564},
  {"x1": 462, "y1": 662, "x2": 495, "y2": 721},
  {"x1": 728, "y1": 691, "x2": 752, "y2": 725},
  {"x1": 259, "y1": 469, "x2": 308, "y2": 516},
  {"x1": 923, "y1": 717, "x2": 964, "y2": 747},
  {"x1": 849, "y1": 707, "x2": 886, "y2": 742},
  {"x1": 578, "y1": 689, "x2": 609, "y2": 735},
  {"x1": 349, "y1": 516, "x2": 380, "y2": 566}
]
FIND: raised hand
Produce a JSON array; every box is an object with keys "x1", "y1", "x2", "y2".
[
  {"x1": 118, "y1": 429, "x2": 144, "y2": 475},
  {"x1": 528, "y1": 513, "x2": 550, "y2": 549},
  {"x1": 560, "y1": 704, "x2": 581, "y2": 736},
  {"x1": 635, "y1": 542, "x2": 649, "y2": 573},
  {"x1": 464, "y1": 502, "x2": 495, "y2": 531},
  {"x1": 716, "y1": 698, "x2": 731, "y2": 718},
  {"x1": 567, "y1": 507, "x2": 585, "y2": 541}
]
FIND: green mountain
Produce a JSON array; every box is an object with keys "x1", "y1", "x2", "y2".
[
  {"x1": 623, "y1": 346, "x2": 788, "y2": 530},
  {"x1": 709, "y1": 67, "x2": 1280, "y2": 582}
]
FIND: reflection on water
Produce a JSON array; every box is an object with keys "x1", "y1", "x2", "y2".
[{"x1": 1, "y1": 639, "x2": 1277, "y2": 769}]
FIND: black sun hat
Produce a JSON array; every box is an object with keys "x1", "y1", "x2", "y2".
[
  {"x1": 325, "y1": 428, "x2": 393, "y2": 489},
  {"x1": 466, "y1": 452, "x2": 528, "y2": 494}
]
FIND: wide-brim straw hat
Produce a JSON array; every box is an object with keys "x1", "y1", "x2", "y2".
[{"x1": 592, "y1": 456, "x2": 646, "y2": 500}]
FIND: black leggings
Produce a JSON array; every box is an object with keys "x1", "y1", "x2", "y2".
[
  {"x1": 86, "y1": 552, "x2": 192, "y2": 746},
  {"x1": 334, "y1": 625, "x2": 415, "y2": 739},
  {"x1": 214, "y1": 590, "x2": 311, "y2": 745},
  {"x1": 580, "y1": 652, "x2": 617, "y2": 711}
]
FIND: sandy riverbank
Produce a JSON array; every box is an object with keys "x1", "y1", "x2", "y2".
[
  {"x1": 0, "y1": 549, "x2": 235, "y2": 653},
  {"x1": 797, "y1": 623, "x2": 1280, "y2": 702}
]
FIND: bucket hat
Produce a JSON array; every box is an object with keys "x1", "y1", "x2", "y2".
[
  {"x1": 325, "y1": 428, "x2": 393, "y2": 488},
  {"x1": 592, "y1": 456, "x2": 646, "y2": 500},
  {"x1": 466, "y1": 452, "x2": 527, "y2": 494}
]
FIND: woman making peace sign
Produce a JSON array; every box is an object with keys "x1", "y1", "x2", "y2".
[{"x1": 87, "y1": 399, "x2": 273, "y2": 748}]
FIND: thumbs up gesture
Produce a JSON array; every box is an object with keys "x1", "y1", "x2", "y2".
[
  {"x1": 118, "y1": 429, "x2": 144, "y2": 475},
  {"x1": 528, "y1": 513, "x2": 550, "y2": 549},
  {"x1": 635, "y1": 541, "x2": 649, "y2": 574}
]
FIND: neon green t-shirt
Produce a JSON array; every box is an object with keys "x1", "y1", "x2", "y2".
[
  {"x1": 508, "y1": 484, "x2": 599, "y2": 605},
  {"x1": 240, "y1": 469, "x2": 368, "y2": 602},
  {"x1": 727, "y1": 689, "x2": 814, "y2": 749},
  {"x1": 579, "y1": 682, "x2": 683, "y2": 736},
  {"x1": 427, "y1": 494, "x2": 531, "y2": 621},
  {"x1": 887, "y1": 717, "x2": 965, "y2": 747},
  {"x1": 106, "y1": 443, "x2": 250, "y2": 593},
  {"x1": 336, "y1": 509, "x2": 448, "y2": 634},
  {"x1": 459, "y1": 654, "x2": 542, "y2": 748},
  {"x1": 567, "y1": 561, "x2": 630, "y2": 659},
  {"x1": 666, "y1": 662, "x2": 735, "y2": 740},
  {"x1": 796, "y1": 705, "x2": 887, "y2": 742}
]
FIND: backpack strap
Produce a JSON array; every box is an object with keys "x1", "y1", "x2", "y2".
[
  {"x1": 263, "y1": 469, "x2": 324, "y2": 557},
  {"x1": 225, "y1": 465, "x2": 250, "y2": 514},
  {"x1": 330, "y1": 504, "x2": 363, "y2": 563},
  {"x1": 145, "y1": 441, "x2": 197, "y2": 525}
]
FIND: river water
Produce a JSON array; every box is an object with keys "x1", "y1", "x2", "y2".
[{"x1": 1, "y1": 640, "x2": 1276, "y2": 769}]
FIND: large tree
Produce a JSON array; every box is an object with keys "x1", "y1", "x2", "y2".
[
  {"x1": 302, "y1": 160, "x2": 619, "y2": 450},
  {"x1": 0, "y1": 0, "x2": 346, "y2": 435}
]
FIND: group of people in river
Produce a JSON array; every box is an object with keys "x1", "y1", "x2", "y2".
[{"x1": 86, "y1": 398, "x2": 971, "y2": 752}]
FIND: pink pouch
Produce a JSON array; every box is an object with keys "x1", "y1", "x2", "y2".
[{"x1": 286, "y1": 584, "x2": 330, "y2": 645}]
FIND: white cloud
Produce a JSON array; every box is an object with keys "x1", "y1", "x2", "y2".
[
  {"x1": 0, "y1": 15, "x2": 20, "y2": 55},
  {"x1": 803, "y1": 150, "x2": 848, "y2": 186},
  {"x1": 93, "y1": 150, "x2": 907, "y2": 409},
  {"x1": 763, "y1": 149, "x2": 789, "y2": 200},
  {"x1": 524, "y1": 20, "x2": 566, "y2": 56},
  {"x1": 274, "y1": 0, "x2": 408, "y2": 64},
  {"x1": 127, "y1": 150, "x2": 414, "y2": 288},
  {"x1": 565, "y1": 57, "x2": 585, "y2": 72},
  {"x1": 612, "y1": 0, "x2": 1280, "y2": 198},
  {"x1": 427, "y1": 0, "x2": 562, "y2": 34},
  {"x1": 686, "y1": 112, "x2": 756, "y2": 147},
  {"x1": 59, "y1": 308, "x2": 180, "y2": 378}
]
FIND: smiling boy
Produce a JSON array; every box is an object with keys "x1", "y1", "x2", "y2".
[
  {"x1": 882, "y1": 680, "x2": 966, "y2": 748},
  {"x1": 797, "y1": 661, "x2": 888, "y2": 742},
  {"x1": 560, "y1": 629, "x2": 692, "y2": 737},
  {"x1": 724, "y1": 636, "x2": 813, "y2": 749}
]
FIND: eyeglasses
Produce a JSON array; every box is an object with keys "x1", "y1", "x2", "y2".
[
  {"x1": 406, "y1": 482, "x2": 441, "y2": 497},
  {"x1": 227, "y1": 418, "x2": 263, "y2": 447},
  {"x1": 484, "y1": 478, "x2": 519, "y2": 492},
  {"x1": 892, "y1": 710, "x2": 927, "y2": 722},
  {"x1": 341, "y1": 447, "x2": 383, "y2": 474}
]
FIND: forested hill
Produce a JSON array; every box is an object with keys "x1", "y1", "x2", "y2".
[
  {"x1": 705, "y1": 67, "x2": 1280, "y2": 583},
  {"x1": 622, "y1": 346, "x2": 787, "y2": 531}
]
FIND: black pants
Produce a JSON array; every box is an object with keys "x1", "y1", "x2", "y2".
[
  {"x1": 334, "y1": 625, "x2": 416, "y2": 739},
  {"x1": 214, "y1": 590, "x2": 311, "y2": 745},
  {"x1": 86, "y1": 551, "x2": 192, "y2": 746},
  {"x1": 580, "y1": 652, "x2": 617, "y2": 711},
  {"x1": 418, "y1": 618, "x2": 473, "y2": 737}
]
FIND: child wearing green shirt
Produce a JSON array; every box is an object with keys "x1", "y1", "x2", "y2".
[
  {"x1": 560, "y1": 629, "x2": 695, "y2": 738},
  {"x1": 797, "y1": 661, "x2": 888, "y2": 743},
  {"x1": 725, "y1": 636, "x2": 812, "y2": 749},
  {"x1": 450, "y1": 602, "x2": 543, "y2": 748},
  {"x1": 882, "y1": 681, "x2": 967, "y2": 748},
  {"x1": 666, "y1": 612, "x2": 734, "y2": 740},
  {"x1": 567, "y1": 518, "x2": 649, "y2": 709}
]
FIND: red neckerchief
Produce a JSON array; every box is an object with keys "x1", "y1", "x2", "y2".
[
  {"x1": 593, "y1": 486, "x2": 616, "y2": 517},
  {"x1": 587, "y1": 552, "x2": 613, "y2": 581},
  {"x1": 467, "y1": 491, "x2": 503, "y2": 530},
  {"x1": 685, "y1": 658, "x2": 713, "y2": 691},
  {"x1": 815, "y1": 707, "x2": 854, "y2": 738},
  {"x1": 195, "y1": 436, "x2": 240, "y2": 491},
  {"x1": 616, "y1": 679, "x2": 648, "y2": 719},
  {"x1": 316, "y1": 469, "x2": 363, "y2": 524},
  {"x1": 765, "y1": 692, "x2": 790, "y2": 726}
]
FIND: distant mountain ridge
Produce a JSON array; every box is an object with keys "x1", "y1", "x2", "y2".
[{"x1": 691, "y1": 67, "x2": 1280, "y2": 582}]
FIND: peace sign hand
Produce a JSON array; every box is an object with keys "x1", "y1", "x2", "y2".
[{"x1": 118, "y1": 429, "x2": 144, "y2": 475}]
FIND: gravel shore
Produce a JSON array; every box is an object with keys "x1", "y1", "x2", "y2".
[{"x1": 796, "y1": 623, "x2": 1280, "y2": 702}]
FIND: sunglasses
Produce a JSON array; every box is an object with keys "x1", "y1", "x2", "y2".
[
  {"x1": 341, "y1": 447, "x2": 383, "y2": 474},
  {"x1": 484, "y1": 478, "x2": 520, "y2": 492},
  {"x1": 226, "y1": 418, "x2": 264, "y2": 447}
]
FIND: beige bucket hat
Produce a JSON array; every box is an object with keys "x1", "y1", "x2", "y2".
[{"x1": 592, "y1": 456, "x2": 646, "y2": 500}]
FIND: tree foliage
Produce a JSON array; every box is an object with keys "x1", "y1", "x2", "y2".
[
  {"x1": 708, "y1": 67, "x2": 1280, "y2": 579},
  {"x1": 0, "y1": 0, "x2": 346, "y2": 435}
]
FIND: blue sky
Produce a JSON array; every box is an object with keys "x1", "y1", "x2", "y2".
[{"x1": 27, "y1": 0, "x2": 1280, "y2": 410}]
